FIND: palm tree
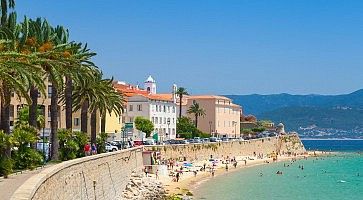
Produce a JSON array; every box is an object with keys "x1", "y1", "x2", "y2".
[
  {"x1": 0, "y1": 0, "x2": 15, "y2": 26},
  {"x1": 176, "y1": 87, "x2": 188, "y2": 119},
  {"x1": 187, "y1": 102, "x2": 206, "y2": 128},
  {"x1": 61, "y1": 43, "x2": 97, "y2": 131},
  {"x1": 73, "y1": 72, "x2": 124, "y2": 144},
  {"x1": 92, "y1": 77, "x2": 124, "y2": 142}
]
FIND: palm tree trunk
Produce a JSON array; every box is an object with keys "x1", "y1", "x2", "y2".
[
  {"x1": 195, "y1": 114, "x2": 198, "y2": 128},
  {"x1": 29, "y1": 85, "x2": 38, "y2": 127},
  {"x1": 90, "y1": 109, "x2": 97, "y2": 144},
  {"x1": 0, "y1": 83, "x2": 11, "y2": 159},
  {"x1": 81, "y1": 100, "x2": 88, "y2": 134},
  {"x1": 1, "y1": 0, "x2": 8, "y2": 26},
  {"x1": 179, "y1": 95, "x2": 183, "y2": 119},
  {"x1": 50, "y1": 85, "x2": 59, "y2": 160},
  {"x1": 29, "y1": 85, "x2": 38, "y2": 149},
  {"x1": 65, "y1": 76, "x2": 72, "y2": 130},
  {"x1": 0, "y1": 84, "x2": 11, "y2": 134},
  {"x1": 101, "y1": 113, "x2": 106, "y2": 133}
]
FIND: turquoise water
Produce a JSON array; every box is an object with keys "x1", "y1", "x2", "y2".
[{"x1": 194, "y1": 153, "x2": 363, "y2": 200}]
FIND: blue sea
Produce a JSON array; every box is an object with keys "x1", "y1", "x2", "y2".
[{"x1": 194, "y1": 140, "x2": 363, "y2": 200}]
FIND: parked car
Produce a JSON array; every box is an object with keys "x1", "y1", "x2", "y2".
[
  {"x1": 133, "y1": 140, "x2": 144, "y2": 146},
  {"x1": 209, "y1": 137, "x2": 217, "y2": 142},
  {"x1": 193, "y1": 137, "x2": 202, "y2": 143},
  {"x1": 203, "y1": 138, "x2": 210, "y2": 143},
  {"x1": 179, "y1": 140, "x2": 189, "y2": 144},
  {"x1": 221, "y1": 137, "x2": 229, "y2": 142},
  {"x1": 143, "y1": 139, "x2": 156, "y2": 145},
  {"x1": 105, "y1": 142, "x2": 119, "y2": 152}
]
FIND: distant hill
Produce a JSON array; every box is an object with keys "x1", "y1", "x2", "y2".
[
  {"x1": 226, "y1": 89, "x2": 363, "y2": 115},
  {"x1": 226, "y1": 89, "x2": 363, "y2": 139}
]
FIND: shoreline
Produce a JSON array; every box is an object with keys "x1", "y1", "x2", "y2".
[{"x1": 158, "y1": 153, "x2": 317, "y2": 198}]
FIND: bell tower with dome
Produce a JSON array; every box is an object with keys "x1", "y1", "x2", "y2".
[{"x1": 144, "y1": 75, "x2": 156, "y2": 94}]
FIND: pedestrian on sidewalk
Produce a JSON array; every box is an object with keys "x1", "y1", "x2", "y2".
[{"x1": 84, "y1": 143, "x2": 91, "y2": 156}]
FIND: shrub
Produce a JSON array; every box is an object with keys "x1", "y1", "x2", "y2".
[
  {"x1": 12, "y1": 125, "x2": 43, "y2": 170},
  {"x1": 58, "y1": 129, "x2": 79, "y2": 161},
  {"x1": 0, "y1": 131, "x2": 13, "y2": 177},
  {"x1": 73, "y1": 131, "x2": 88, "y2": 158},
  {"x1": 96, "y1": 132, "x2": 108, "y2": 153}
]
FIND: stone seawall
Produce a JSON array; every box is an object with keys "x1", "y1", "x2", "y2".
[
  {"x1": 11, "y1": 147, "x2": 143, "y2": 200},
  {"x1": 144, "y1": 134, "x2": 305, "y2": 161}
]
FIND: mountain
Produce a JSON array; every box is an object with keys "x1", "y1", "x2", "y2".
[
  {"x1": 226, "y1": 89, "x2": 363, "y2": 115},
  {"x1": 226, "y1": 89, "x2": 363, "y2": 139}
]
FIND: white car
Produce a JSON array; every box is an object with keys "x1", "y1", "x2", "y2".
[{"x1": 105, "y1": 142, "x2": 119, "y2": 152}]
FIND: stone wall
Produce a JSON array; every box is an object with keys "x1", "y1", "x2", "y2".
[
  {"x1": 144, "y1": 134, "x2": 305, "y2": 161},
  {"x1": 11, "y1": 147, "x2": 143, "y2": 200}
]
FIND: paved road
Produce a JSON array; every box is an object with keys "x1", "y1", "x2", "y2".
[{"x1": 0, "y1": 166, "x2": 52, "y2": 200}]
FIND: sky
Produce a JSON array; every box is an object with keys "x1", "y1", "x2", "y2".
[{"x1": 15, "y1": 0, "x2": 363, "y2": 95}]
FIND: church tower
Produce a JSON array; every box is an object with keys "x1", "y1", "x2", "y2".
[{"x1": 144, "y1": 75, "x2": 156, "y2": 94}]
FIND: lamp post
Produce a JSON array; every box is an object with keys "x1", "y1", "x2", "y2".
[
  {"x1": 232, "y1": 121, "x2": 237, "y2": 138},
  {"x1": 209, "y1": 121, "x2": 212, "y2": 134},
  {"x1": 167, "y1": 118, "x2": 171, "y2": 140}
]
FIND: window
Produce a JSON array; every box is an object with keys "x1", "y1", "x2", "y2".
[
  {"x1": 48, "y1": 105, "x2": 51, "y2": 117},
  {"x1": 159, "y1": 117, "x2": 162, "y2": 124},
  {"x1": 168, "y1": 106, "x2": 170, "y2": 113},
  {"x1": 129, "y1": 105, "x2": 133, "y2": 112},
  {"x1": 155, "y1": 117, "x2": 158, "y2": 124},
  {"x1": 9, "y1": 104, "x2": 14, "y2": 118},
  {"x1": 163, "y1": 105, "x2": 166, "y2": 112},
  {"x1": 137, "y1": 104, "x2": 142, "y2": 111},
  {"x1": 172, "y1": 106, "x2": 175, "y2": 113},
  {"x1": 74, "y1": 118, "x2": 80, "y2": 126},
  {"x1": 129, "y1": 117, "x2": 134, "y2": 122},
  {"x1": 164, "y1": 117, "x2": 166, "y2": 124},
  {"x1": 152, "y1": 117, "x2": 155, "y2": 123},
  {"x1": 48, "y1": 85, "x2": 52, "y2": 98},
  {"x1": 172, "y1": 118, "x2": 175, "y2": 124}
]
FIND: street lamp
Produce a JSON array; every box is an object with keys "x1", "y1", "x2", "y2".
[
  {"x1": 167, "y1": 118, "x2": 171, "y2": 140},
  {"x1": 209, "y1": 121, "x2": 212, "y2": 134}
]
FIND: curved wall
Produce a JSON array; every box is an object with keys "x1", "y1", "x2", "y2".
[{"x1": 11, "y1": 147, "x2": 143, "y2": 200}]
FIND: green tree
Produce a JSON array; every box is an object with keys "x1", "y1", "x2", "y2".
[
  {"x1": 176, "y1": 87, "x2": 188, "y2": 119},
  {"x1": 134, "y1": 117, "x2": 154, "y2": 138},
  {"x1": 0, "y1": 130, "x2": 13, "y2": 178},
  {"x1": 187, "y1": 102, "x2": 206, "y2": 128},
  {"x1": 12, "y1": 125, "x2": 43, "y2": 169},
  {"x1": 58, "y1": 129, "x2": 78, "y2": 161},
  {"x1": 0, "y1": 0, "x2": 15, "y2": 26}
]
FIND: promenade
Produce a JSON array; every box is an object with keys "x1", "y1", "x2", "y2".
[{"x1": 0, "y1": 165, "x2": 52, "y2": 200}]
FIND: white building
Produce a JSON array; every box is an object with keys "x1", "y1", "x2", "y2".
[{"x1": 123, "y1": 76, "x2": 177, "y2": 141}]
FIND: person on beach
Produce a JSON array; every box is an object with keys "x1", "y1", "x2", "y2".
[
  {"x1": 225, "y1": 163, "x2": 229, "y2": 171},
  {"x1": 176, "y1": 172, "x2": 180, "y2": 182},
  {"x1": 233, "y1": 161, "x2": 237, "y2": 168},
  {"x1": 84, "y1": 143, "x2": 91, "y2": 156},
  {"x1": 244, "y1": 160, "x2": 247, "y2": 165},
  {"x1": 155, "y1": 169, "x2": 159, "y2": 179},
  {"x1": 193, "y1": 171, "x2": 197, "y2": 177},
  {"x1": 211, "y1": 169, "x2": 215, "y2": 177},
  {"x1": 144, "y1": 167, "x2": 149, "y2": 177},
  {"x1": 203, "y1": 163, "x2": 206, "y2": 171}
]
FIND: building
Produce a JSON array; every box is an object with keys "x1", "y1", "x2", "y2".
[
  {"x1": 114, "y1": 76, "x2": 177, "y2": 141},
  {"x1": 182, "y1": 95, "x2": 241, "y2": 138},
  {"x1": 6, "y1": 80, "x2": 100, "y2": 139}
]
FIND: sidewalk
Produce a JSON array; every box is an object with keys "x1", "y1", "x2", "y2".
[{"x1": 0, "y1": 165, "x2": 52, "y2": 200}]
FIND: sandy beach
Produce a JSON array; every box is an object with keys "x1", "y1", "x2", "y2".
[{"x1": 156, "y1": 153, "x2": 315, "y2": 197}]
